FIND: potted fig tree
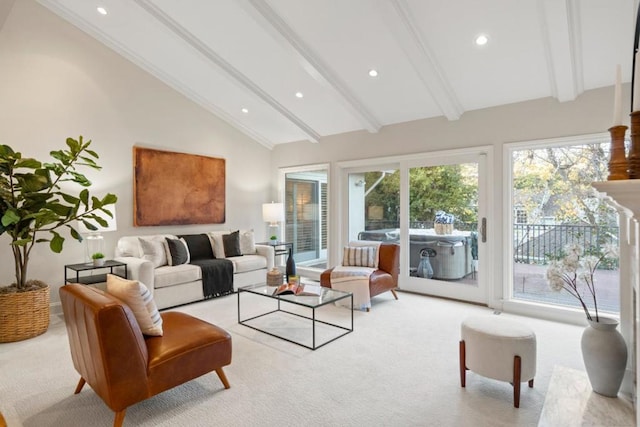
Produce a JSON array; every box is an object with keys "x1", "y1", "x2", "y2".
[{"x1": 0, "y1": 136, "x2": 117, "y2": 342}]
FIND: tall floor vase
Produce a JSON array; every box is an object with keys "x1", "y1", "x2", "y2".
[{"x1": 581, "y1": 317, "x2": 627, "y2": 397}]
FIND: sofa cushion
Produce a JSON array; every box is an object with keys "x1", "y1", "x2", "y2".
[
  {"x1": 230, "y1": 254, "x2": 267, "y2": 274},
  {"x1": 239, "y1": 229, "x2": 256, "y2": 255},
  {"x1": 139, "y1": 237, "x2": 168, "y2": 268},
  {"x1": 106, "y1": 274, "x2": 163, "y2": 336},
  {"x1": 223, "y1": 230, "x2": 243, "y2": 258},
  {"x1": 180, "y1": 234, "x2": 215, "y2": 260},
  {"x1": 165, "y1": 238, "x2": 190, "y2": 266},
  {"x1": 209, "y1": 230, "x2": 255, "y2": 258},
  {"x1": 208, "y1": 232, "x2": 226, "y2": 258},
  {"x1": 154, "y1": 264, "x2": 202, "y2": 289},
  {"x1": 116, "y1": 234, "x2": 177, "y2": 258}
]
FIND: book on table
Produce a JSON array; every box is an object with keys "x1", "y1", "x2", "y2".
[{"x1": 272, "y1": 282, "x2": 322, "y2": 296}]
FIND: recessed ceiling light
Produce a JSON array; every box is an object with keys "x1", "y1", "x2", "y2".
[
  {"x1": 295, "y1": 92, "x2": 304, "y2": 98},
  {"x1": 475, "y1": 34, "x2": 489, "y2": 46},
  {"x1": 97, "y1": 7, "x2": 107, "y2": 15},
  {"x1": 368, "y1": 69, "x2": 379, "y2": 77},
  {"x1": 241, "y1": 108, "x2": 249, "y2": 114}
]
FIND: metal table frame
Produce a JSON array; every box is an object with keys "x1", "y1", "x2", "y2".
[{"x1": 237, "y1": 284, "x2": 353, "y2": 350}]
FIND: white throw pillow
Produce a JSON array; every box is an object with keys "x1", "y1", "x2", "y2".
[
  {"x1": 239, "y1": 229, "x2": 256, "y2": 255},
  {"x1": 106, "y1": 274, "x2": 163, "y2": 336},
  {"x1": 138, "y1": 237, "x2": 168, "y2": 268},
  {"x1": 208, "y1": 232, "x2": 226, "y2": 258}
]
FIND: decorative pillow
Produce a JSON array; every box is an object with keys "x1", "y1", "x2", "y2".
[
  {"x1": 208, "y1": 232, "x2": 226, "y2": 258},
  {"x1": 138, "y1": 237, "x2": 168, "y2": 268},
  {"x1": 239, "y1": 229, "x2": 256, "y2": 255},
  {"x1": 223, "y1": 230, "x2": 243, "y2": 258},
  {"x1": 180, "y1": 233, "x2": 214, "y2": 261},
  {"x1": 165, "y1": 237, "x2": 190, "y2": 266},
  {"x1": 342, "y1": 246, "x2": 377, "y2": 268},
  {"x1": 106, "y1": 274, "x2": 163, "y2": 336}
]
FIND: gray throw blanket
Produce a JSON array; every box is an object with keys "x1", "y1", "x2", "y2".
[{"x1": 190, "y1": 259, "x2": 234, "y2": 299}]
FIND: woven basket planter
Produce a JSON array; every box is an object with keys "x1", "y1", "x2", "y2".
[
  {"x1": 0, "y1": 285, "x2": 50, "y2": 343},
  {"x1": 434, "y1": 223, "x2": 454, "y2": 235}
]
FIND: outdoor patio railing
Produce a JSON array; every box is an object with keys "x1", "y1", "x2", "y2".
[{"x1": 364, "y1": 221, "x2": 619, "y2": 269}]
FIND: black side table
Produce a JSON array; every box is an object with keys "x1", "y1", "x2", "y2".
[
  {"x1": 64, "y1": 260, "x2": 128, "y2": 285},
  {"x1": 257, "y1": 241, "x2": 296, "y2": 281}
]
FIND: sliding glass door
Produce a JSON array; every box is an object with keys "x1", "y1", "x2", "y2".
[
  {"x1": 282, "y1": 166, "x2": 328, "y2": 275},
  {"x1": 341, "y1": 149, "x2": 490, "y2": 305},
  {"x1": 401, "y1": 153, "x2": 487, "y2": 303}
]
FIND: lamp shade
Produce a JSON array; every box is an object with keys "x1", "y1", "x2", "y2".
[
  {"x1": 262, "y1": 202, "x2": 284, "y2": 225},
  {"x1": 77, "y1": 205, "x2": 117, "y2": 234}
]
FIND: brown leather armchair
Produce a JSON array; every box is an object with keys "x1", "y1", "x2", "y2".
[
  {"x1": 59, "y1": 284, "x2": 232, "y2": 427},
  {"x1": 320, "y1": 242, "x2": 400, "y2": 310}
]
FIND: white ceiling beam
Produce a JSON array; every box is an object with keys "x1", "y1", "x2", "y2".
[
  {"x1": 0, "y1": 0, "x2": 16, "y2": 32},
  {"x1": 378, "y1": 0, "x2": 463, "y2": 121},
  {"x1": 37, "y1": 0, "x2": 276, "y2": 149},
  {"x1": 242, "y1": 0, "x2": 381, "y2": 134},
  {"x1": 133, "y1": 0, "x2": 321, "y2": 143},
  {"x1": 537, "y1": 0, "x2": 584, "y2": 102}
]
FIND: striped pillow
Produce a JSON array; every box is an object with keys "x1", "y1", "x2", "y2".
[
  {"x1": 106, "y1": 274, "x2": 163, "y2": 336},
  {"x1": 343, "y1": 246, "x2": 376, "y2": 268}
]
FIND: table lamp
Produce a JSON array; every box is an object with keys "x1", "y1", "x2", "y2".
[{"x1": 262, "y1": 202, "x2": 284, "y2": 243}]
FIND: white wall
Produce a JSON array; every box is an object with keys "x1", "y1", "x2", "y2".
[{"x1": 0, "y1": 1, "x2": 273, "y2": 303}]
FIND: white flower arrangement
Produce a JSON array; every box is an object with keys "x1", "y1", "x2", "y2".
[{"x1": 545, "y1": 243, "x2": 619, "y2": 322}]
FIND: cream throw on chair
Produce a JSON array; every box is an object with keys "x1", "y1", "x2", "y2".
[{"x1": 330, "y1": 241, "x2": 381, "y2": 310}]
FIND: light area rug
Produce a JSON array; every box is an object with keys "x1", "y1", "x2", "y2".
[{"x1": 0, "y1": 290, "x2": 588, "y2": 427}]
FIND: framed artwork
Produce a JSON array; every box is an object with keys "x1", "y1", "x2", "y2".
[{"x1": 133, "y1": 146, "x2": 225, "y2": 226}]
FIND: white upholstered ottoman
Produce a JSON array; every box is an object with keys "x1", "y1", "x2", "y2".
[{"x1": 459, "y1": 315, "x2": 536, "y2": 408}]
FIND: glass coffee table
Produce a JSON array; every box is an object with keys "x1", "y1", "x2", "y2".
[{"x1": 237, "y1": 283, "x2": 353, "y2": 350}]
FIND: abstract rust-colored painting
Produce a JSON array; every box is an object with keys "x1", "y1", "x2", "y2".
[{"x1": 133, "y1": 147, "x2": 225, "y2": 226}]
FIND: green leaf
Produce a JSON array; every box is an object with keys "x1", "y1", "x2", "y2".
[
  {"x1": 11, "y1": 238, "x2": 32, "y2": 247},
  {"x1": 80, "y1": 219, "x2": 97, "y2": 231},
  {"x1": 79, "y1": 189, "x2": 89, "y2": 206},
  {"x1": 65, "y1": 137, "x2": 80, "y2": 152},
  {"x1": 102, "y1": 193, "x2": 118, "y2": 205},
  {"x1": 1, "y1": 210, "x2": 20, "y2": 227},
  {"x1": 69, "y1": 226, "x2": 82, "y2": 241},
  {"x1": 15, "y1": 158, "x2": 41, "y2": 169},
  {"x1": 60, "y1": 193, "x2": 79, "y2": 204},
  {"x1": 50, "y1": 231, "x2": 64, "y2": 253}
]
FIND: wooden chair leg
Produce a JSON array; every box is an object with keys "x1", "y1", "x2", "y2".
[
  {"x1": 459, "y1": 340, "x2": 466, "y2": 387},
  {"x1": 216, "y1": 367, "x2": 231, "y2": 389},
  {"x1": 529, "y1": 379, "x2": 534, "y2": 388},
  {"x1": 74, "y1": 377, "x2": 86, "y2": 394},
  {"x1": 113, "y1": 409, "x2": 126, "y2": 427},
  {"x1": 390, "y1": 289, "x2": 399, "y2": 300},
  {"x1": 513, "y1": 355, "x2": 521, "y2": 408}
]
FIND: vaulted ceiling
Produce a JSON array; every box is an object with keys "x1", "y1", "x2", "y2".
[{"x1": 36, "y1": 0, "x2": 636, "y2": 149}]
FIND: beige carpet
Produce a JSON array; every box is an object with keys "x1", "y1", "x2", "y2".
[{"x1": 0, "y1": 290, "x2": 588, "y2": 426}]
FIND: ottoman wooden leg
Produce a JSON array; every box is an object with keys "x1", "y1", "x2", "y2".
[
  {"x1": 529, "y1": 379, "x2": 534, "y2": 388},
  {"x1": 513, "y1": 355, "x2": 521, "y2": 408},
  {"x1": 459, "y1": 340, "x2": 466, "y2": 387}
]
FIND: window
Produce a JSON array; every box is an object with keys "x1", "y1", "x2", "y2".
[
  {"x1": 515, "y1": 207, "x2": 527, "y2": 224},
  {"x1": 509, "y1": 136, "x2": 620, "y2": 315}
]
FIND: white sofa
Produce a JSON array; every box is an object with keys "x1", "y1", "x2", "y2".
[{"x1": 114, "y1": 230, "x2": 274, "y2": 309}]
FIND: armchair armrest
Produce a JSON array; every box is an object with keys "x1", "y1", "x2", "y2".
[
  {"x1": 255, "y1": 245, "x2": 275, "y2": 270},
  {"x1": 114, "y1": 257, "x2": 155, "y2": 292}
]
